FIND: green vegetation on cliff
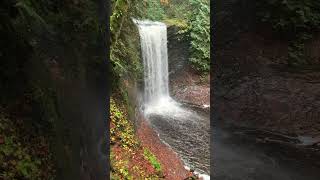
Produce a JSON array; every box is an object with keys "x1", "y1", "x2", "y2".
[
  {"x1": 163, "y1": 0, "x2": 210, "y2": 73},
  {"x1": 110, "y1": 0, "x2": 145, "y2": 87},
  {"x1": 187, "y1": 0, "x2": 210, "y2": 72},
  {"x1": 110, "y1": 97, "x2": 163, "y2": 179}
]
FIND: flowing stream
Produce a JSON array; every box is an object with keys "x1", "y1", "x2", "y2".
[{"x1": 134, "y1": 19, "x2": 210, "y2": 178}]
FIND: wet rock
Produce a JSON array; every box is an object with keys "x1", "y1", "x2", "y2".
[
  {"x1": 167, "y1": 25, "x2": 190, "y2": 77},
  {"x1": 167, "y1": 25, "x2": 210, "y2": 109}
]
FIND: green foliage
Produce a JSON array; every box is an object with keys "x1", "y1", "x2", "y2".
[
  {"x1": 111, "y1": 0, "x2": 129, "y2": 37},
  {"x1": 110, "y1": 0, "x2": 144, "y2": 86},
  {"x1": 110, "y1": 152, "x2": 133, "y2": 180},
  {"x1": 256, "y1": 0, "x2": 320, "y2": 33},
  {"x1": 145, "y1": 0, "x2": 165, "y2": 21},
  {"x1": 143, "y1": 148, "x2": 162, "y2": 172},
  {"x1": 163, "y1": 0, "x2": 190, "y2": 20},
  {"x1": 256, "y1": 0, "x2": 320, "y2": 66},
  {"x1": 188, "y1": 0, "x2": 210, "y2": 72},
  {"x1": 110, "y1": 97, "x2": 163, "y2": 179},
  {"x1": 110, "y1": 98, "x2": 139, "y2": 149},
  {"x1": 0, "y1": 114, "x2": 54, "y2": 180},
  {"x1": 163, "y1": 18, "x2": 189, "y2": 34},
  {"x1": 163, "y1": 0, "x2": 210, "y2": 72}
]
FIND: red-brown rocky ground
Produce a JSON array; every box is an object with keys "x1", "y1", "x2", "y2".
[
  {"x1": 170, "y1": 66, "x2": 210, "y2": 109},
  {"x1": 136, "y1": 118, "x2": 194, "y2": 180}
]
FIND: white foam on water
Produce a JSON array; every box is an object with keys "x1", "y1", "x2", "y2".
[
  {"x1": 199, "y1": 174, "x2": 210, "y2": 180},
  {"x1": 203, "y1": 104, "x2": 210, "y2": 108},
  {"x1": 184, "y1": 166, "x2": 210, "y2": 180},
  {"x1": 144, "y1": 96, "x2": 195, "y2": 119}
]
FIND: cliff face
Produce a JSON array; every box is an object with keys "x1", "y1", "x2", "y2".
[
  {"x1": 167, "y1": 26, "x2": 190, "y2": 77},
  {"x1": 167, "y1": 25, "x2": 210, "y2": 109},
  {"x1": 213, "y1": 0, "x2": 320, "y2": 137}
]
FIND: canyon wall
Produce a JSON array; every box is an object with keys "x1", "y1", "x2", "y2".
[{"x1": 213, "y1": 0, "x2": 320, "y2": 136}]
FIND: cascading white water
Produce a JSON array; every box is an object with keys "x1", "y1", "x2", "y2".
[
  {"x1": 134, "y1": 19, "x2": 187, "y2": 116},
  {"x1": 134, "y1": 19, "x2": 170, "y2": 105}
]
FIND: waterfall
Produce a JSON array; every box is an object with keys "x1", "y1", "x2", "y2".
[
  {"x1": 134, "y1": 19, "x2": 170, "y2": 105},
  {"x1": 134, "y1": 19, "x2": 192, "y2": 117}
]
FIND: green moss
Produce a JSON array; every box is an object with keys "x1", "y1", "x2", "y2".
[
  {"x1": 163, "y1": 18, "x2": 189, "y2": 29},
  {"x1": 110, "y1": 97, "x2": 164, "y2": 179},
  {"x1": 143, "y1": 148, "x2": 162, "y2": 172},
  {"x1": 110, "y1": 98, "x2": 139, "y2": 149}
]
